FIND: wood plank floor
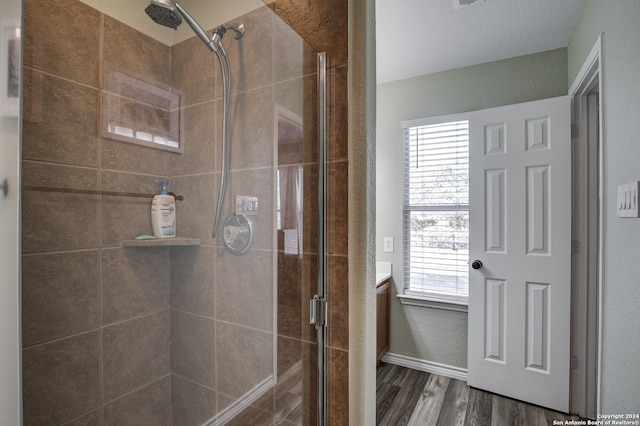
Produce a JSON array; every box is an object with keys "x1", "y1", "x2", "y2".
[{"x1": 377, "y1": 363, "x2": 583, "y2": 426}]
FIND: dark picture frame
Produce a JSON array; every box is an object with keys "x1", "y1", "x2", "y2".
[{"x1": 1, "y1": 21, "x2": 20, "y2": 117}]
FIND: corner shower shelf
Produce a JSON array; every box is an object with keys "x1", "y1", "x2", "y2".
[{"x1": 121, "y1": 237, "x2": 201, "y2": 247}]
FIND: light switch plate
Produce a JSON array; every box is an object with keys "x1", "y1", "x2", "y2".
[
  {"x1": 383, "y1": 237, "x2": 394, "y2": 253},
  {"x1": 617, "y1": 182, "x2": 639, "y2": 218},
  {"x1": 235, "y1": 195, "x2": 258, "y2": 216}
]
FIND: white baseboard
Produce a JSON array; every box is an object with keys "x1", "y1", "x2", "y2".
[
  {"x1": 381, "y1": 352, "x2": 468, "y2": 382},
  {"x1": 204, "y1": 375, "x2": 274, "y2": 426}
]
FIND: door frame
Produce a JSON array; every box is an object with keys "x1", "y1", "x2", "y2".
[
  {"x1": 569, "y1": 34, "x2": 603, "y2": 419},
  {"x1": 0, "y1": 1, "x2": 22, "y2": 423}
]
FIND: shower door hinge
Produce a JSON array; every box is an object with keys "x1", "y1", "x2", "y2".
[{"x1": 309, "y1": 295, "x2": 327, "y2": 329}]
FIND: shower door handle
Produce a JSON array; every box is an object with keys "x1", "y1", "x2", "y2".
[{"x1": 1, "y1": 178, "x2": 7, "y2": 197}]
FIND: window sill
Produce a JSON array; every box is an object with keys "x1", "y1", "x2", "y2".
[{"x1": 397, "y1": 292, "x2": 468, "y2": 312}]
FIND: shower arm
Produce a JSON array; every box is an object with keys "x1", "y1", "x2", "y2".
[
  {"x1": 214, "y1": 23, "x2": 245, "y2": 39},
  {"x1": 211, "y1": 24, "x2": 245, "y2": 51}
]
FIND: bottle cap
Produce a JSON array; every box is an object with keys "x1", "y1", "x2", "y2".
[{"x1": 156, "y1": 179, "x2": 169, "y2": 195}]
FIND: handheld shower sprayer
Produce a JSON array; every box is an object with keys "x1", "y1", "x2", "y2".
[
  {"x1": 145, "y1": 0, "x2": 245, "y2": 240},
  {"x1": 144, "y1": 0, "x2": 244, "y2": 52}
]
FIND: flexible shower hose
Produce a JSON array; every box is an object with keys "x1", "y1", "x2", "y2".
[{"x1": 212, "y1": 44, "x2": 232, "y2": 238}]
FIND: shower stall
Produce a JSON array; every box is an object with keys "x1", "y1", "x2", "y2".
[{"x1": 19, "y1": 0, "x2": 335, "y2": 424}]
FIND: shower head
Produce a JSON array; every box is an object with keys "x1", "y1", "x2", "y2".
[
  {"x1": 145, "y1": 0, "x2": 219, "y2": 52},
  {"x1": 145, "y1": 0, "x2": 182, "y2": 30}
]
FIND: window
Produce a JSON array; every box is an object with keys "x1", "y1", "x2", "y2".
[{"x1": 402, "y1": 116, "x2": 469, "y2": 307}]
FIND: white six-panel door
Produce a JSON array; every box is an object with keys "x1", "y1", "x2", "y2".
[{"x1": 468, "y1": 96, "x2": 571, "y2": 413}]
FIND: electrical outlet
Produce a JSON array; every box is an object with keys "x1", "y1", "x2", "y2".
[
  {"x1": 383, "y1": 237, "x2": 394, "y2": 253},
  {"x1": 617, "y1": 182, "x2": 639, "y2": 218}
]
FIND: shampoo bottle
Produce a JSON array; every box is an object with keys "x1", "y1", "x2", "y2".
[{"x1": 151, "y1": 180, "x2": 176, "y2": 238}]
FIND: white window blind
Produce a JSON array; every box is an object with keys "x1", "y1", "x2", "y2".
[{"x1": 403, "y1": 118, "x2": 469, "y2": 303}]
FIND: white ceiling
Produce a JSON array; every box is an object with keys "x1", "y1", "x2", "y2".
[{"x1": 376, "y1": 0, "x2": 586, "y2": 84}]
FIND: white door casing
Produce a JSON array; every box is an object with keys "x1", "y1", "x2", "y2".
[
  {"x1": 468, "y1": 96, "x2": 571, "y2": 413},
  {"x1": 1, "y1": 1, "x2": 22, "y2": 423},
  {"x1": 0, "y1": 130, "x2": 21, "y2": 424}
]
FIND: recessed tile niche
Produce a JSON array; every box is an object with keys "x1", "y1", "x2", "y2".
[{"x1": 102, "y1": 65, "x2": 185, "y2": 153}]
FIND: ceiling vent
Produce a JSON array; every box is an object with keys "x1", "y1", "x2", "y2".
[{"x1": 453, "y1": 0, "x2": 485, "y2": 9}]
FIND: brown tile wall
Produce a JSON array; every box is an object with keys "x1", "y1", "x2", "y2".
[
  {"x1": 22, "y1": 0, "x2": 346, "y2": 424},
  {"x1": 21, "y1": 0, "x2": 172, "y2": 424}
]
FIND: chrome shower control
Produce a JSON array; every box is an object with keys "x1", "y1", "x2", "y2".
[{"x1": 222, "y1": 214, "x2": 254, "y2": 255}]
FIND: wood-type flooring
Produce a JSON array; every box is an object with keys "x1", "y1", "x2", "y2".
[
  {"x1": 377, "y1": 362, "x2": 583, "y2": 426},
  {"x1": 218, "y1": 361, "x2": 584, "y2": 425}
]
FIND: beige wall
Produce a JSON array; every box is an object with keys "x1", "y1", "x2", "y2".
[{"x1": 376, "y1": 48, "x2": 568, "y2": 369}]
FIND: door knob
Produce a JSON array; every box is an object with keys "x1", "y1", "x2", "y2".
[
  {"x1": 1, "y1": 178, "x2": 7, "y2": 197},
  {"x1": 471, "y1": 260, "x2": 483, "y2": 270}
]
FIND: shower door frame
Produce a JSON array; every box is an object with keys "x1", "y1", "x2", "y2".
[{"x1": 316, "y1": 50, "x2": 328, "y2": 426}]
